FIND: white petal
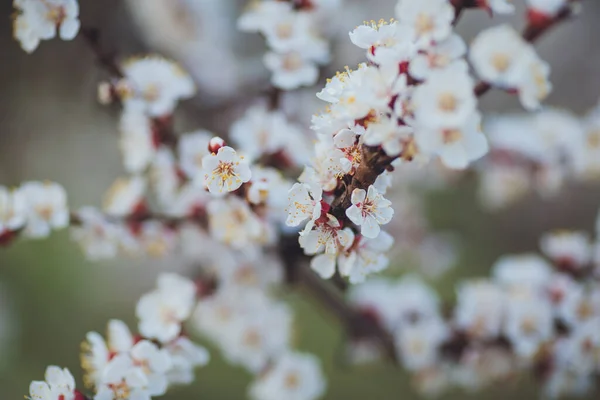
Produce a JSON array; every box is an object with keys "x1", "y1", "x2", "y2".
[
  {"x1": 59, "y1": 18, "x2": 80, "y2": 40},
  {"x1": 29, "y1": 381, "x2": 51, "y2": 399},
  {"x1": 338, "y1": 228, "x2": 355, "y2": 250},
  {"x1": 146, "y1": 373, "x2": 169, "y2": 396},
  {"x1": 361, "y1": 215, "x2": 381, "y2": 239},
  {"x1": 351, "y1": 189, "x2": 366, "y2": 205},
  {"x1": 299, "y1": 230, "x2": 323, "y2": 255},
  {"x1": 440, "y1": 144, "x2": 469, "y2": 169},
  {"x1": 311, "y1": 254, "x2": 337, "y2": 279},
  {"x1": 345, "y1": 205, "x2": 363, "y2": 226},
  {"x1": 108, "y1": 319, "x2": 134, "y2": 353}
]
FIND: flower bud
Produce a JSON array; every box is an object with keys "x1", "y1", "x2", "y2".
[
  {"x1": 208, "y1": 136, "x2": 226, "y2": 154},
  {"x1": 97, "y1": 82, "x2": 114, "y2": 105}
]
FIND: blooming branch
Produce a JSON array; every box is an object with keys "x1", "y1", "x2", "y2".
[{"x1": 9, "y1": 0, "x2": 598, "y2": 399}]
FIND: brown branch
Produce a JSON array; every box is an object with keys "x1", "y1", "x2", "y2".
[
  {"x1": 450, "y1": 0, "x2": 479, "y2": 25},
  {"x1": 329, "y1": 145, "x2": 397, "y2": 223},
  {"x1": 278, "y1": 233, "x2": 398, "y2": 362},
  {"x1": 268, "y1": 87, "x2": 282, "y2": 111},
  {"x1": 297, "y1": 260, "x2": 399, "y2": 363},
  {"x1": 80, "y1": 27, "x2": 124, "y2": 78}
]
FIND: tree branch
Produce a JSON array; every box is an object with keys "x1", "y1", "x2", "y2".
[
  {"x1": 80, "y1": 27, "x2": 124, "y2": 78},
  {"x1": 297, "y1": 260, "x2": 399, "y2": 363}
]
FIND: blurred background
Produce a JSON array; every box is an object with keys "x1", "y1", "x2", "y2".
[{"x1": 1, "y1": 0, "x2": 600, "y2": 398}]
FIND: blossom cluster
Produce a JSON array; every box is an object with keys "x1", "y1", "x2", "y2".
[
  {"x1": 30, "y1": 267, "x2": 328, "y2": 400},
  {"x1": 478, "y1": 104, "x2": 600, "y2": 209},
  {"x1": 348, "y1": 215, "x2": 600, "y2": 398},
  {"x1": 238, "y1": 0, "x2": 341, "y2": 90},
  {"x1": 69, "y1": 44, "x2": 327, "y2": 399},
  {"x1": 31, "y1": 273, "x2": 209, "y2": 400},
  {"x1": 193, "y1": 287, "x2": 326, "y2": 400},
  {"x1": 12, "y1": 0, "x2": 595, "y2": 399},
  {"x1": 0, "y1": 181, "x2": 68, "y2": 241},
  {"x1": 70, "y1": 51, "x2": 318, "y2": 261},
  {"x1": 13, "y1": 0, "x2": 80, "y2": 53},
  {"x1": 287, "y1": 0, "x2": 510, "y2": 282},
  {"x1": 470, "y1": 24, "x2": 552, "y2": 110}
]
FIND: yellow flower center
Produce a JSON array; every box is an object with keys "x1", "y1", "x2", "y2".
[
  {"x1": 492, "y1": 53, "x2": 511, "y2": 73},
  {"x1": 415, "y1": 13, "x2": 434, "y2": 35},
  {"x1": 215, "y1": 161, "x2": 236, "y2": 182},
  {"x1": 438, "y1": 93, "x2": 458, "y2": 113},
  {"x1": 443, "y1": 129, "x2": 463, "y2": 144},
  {"x1": 284, "y1": 372, "x2": 301, "y2": 389},
  {"x1": 282, "y1": 53, "x2": 303, "y2": 71},
  {"x1": 587, "y1": 130, "x2": 600, "y2": 148}
]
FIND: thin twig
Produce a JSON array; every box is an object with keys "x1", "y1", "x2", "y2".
[{"x1": 80, "y1": 27, "x2": 124, "y2": 78}]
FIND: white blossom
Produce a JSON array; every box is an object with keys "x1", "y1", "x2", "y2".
[
  {"x1": 178, "y1": 130, "x2": 211, "y2": 181},
  {"x1": 556, "y1": 286, "x2": 600, "y2": 329},
  {"x1": 70, "y1": 207, "x2": 120, "y2": 260},
  {"x1": 409, "y1": 34, "x2": 467, "y2": 80},
  {"x1": 94, "y1": 354, "x2": 151, "y2": 400},
  {"x1": 349, "y1": 19, "x2": 416, "y2": 59},
  {"x1": 345, "y1": 185, "x2": 393, "y2": 239},
  {"x1": 129, "y1": 340, "x2": 173, "y2": 396},
  {"x1": 207, "y1": 196, "x2": 266, "y2": 248},
  {"x1": 202, "y1": 146, "x2": 251, "y2": 195},
  {"x1": 363, "y1": 117, "x2": 414, "y2": 157},
  {"x1": 20, "y1": 181, "x2": 69, "y2": 238},
  {"x1": 13, "y1": 0, "x2": 80, "y2": 53},
  {"x1": 504, "y1": 296, "x2": 554, "y2": 359},
  {"x1": 264, "y1": 51, "x2": 320, "y2": 90},
  {"x1": 285, "y1": 182, "x2": 323, "y2": 231},
  {"x1": 103, "y1": 176, "x2": 147, "y2": 217},
  {"x1": 81, "y1": 332, "x2": 110, "y2": 389},
  {"x1": 415, "y1": 112, "x2": 489, "y2": 170},
  {"x1": 136, "y1": 273, "x2": 197, "y2": 343},
  {"x1": 164, "y1": 337, "x2": 210, "y2": 385},
  {"x1": 230, "y1": 106, "x2": 303, "y2": 162},
  {"x1": 394, "y1": 0, "x2": 454, "y2": 45},
  {"x1": 29, "y1": 366, "x2": 76, "y2": 400},
  {"x1": 249, "y1": 352, "x2": 326, "y2": 400},
  {"x1": 540, "y1": 231, "x2": 592, "y2": 269},
  {"x1": 470, "y1": 25, "x2": 552, "y2": 110},
  {"x1": 338, "y1": 231, "x2": 394, "y2": 284},
  {"x1": 395, "y1": 317, "x2": 449, "y2": 371},
  {"x1": 454, "y1": 280, "x2": 505, "y2": 339},
  {"x1": 470, "y1": 25, "x2": 531, "y2": 88},
  {"x1": 222, "y1": 305, "x2": 292, "y2": 373},
  {"x1": 411, "y1": 64, "x2": 477, "y2": 129},
  {"x1": 0, "y1": 186, "x2": 27, "y2": 233},
  {"x1": 149, "y1": 148, "x2": 180, "y2": 208},
  {"x1": 300, "y1": 215, "x2": 355, "y2": 278},
  {"x1": 119, "y1": 107, "x2": 155, "y2": 174},
  {"x1": 492, "y1": 253, "x2": 553, "y2": 291},
  {"x1": 119, "y1": 55, "x2": 195, "y2": 117}
]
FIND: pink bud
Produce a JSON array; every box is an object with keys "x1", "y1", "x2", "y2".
[{"x1": 208, "y1": 136, "x2": 226, "y2": 153}]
